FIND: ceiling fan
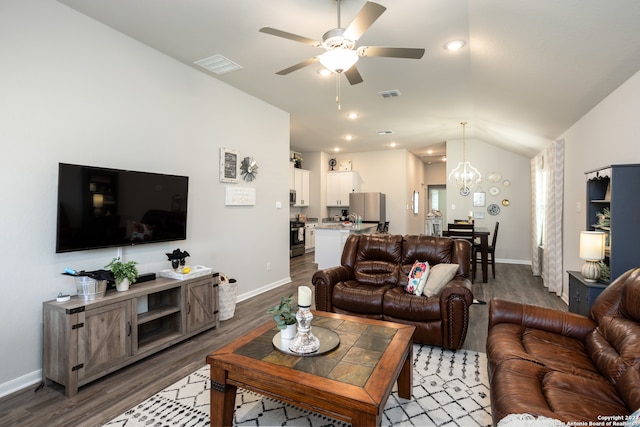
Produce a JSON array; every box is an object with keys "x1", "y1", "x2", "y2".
[{"x1": 259, "y1": 0, "x2": 425, "y2": 85}]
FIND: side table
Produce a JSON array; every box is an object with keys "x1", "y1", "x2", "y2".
[{"x1": 567, "y1": 270, "x2": 607, "y2": 317}]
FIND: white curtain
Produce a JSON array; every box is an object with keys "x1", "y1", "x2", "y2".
[{"x1": 531, "y1": 139, "x2": 564, "y2": 295}]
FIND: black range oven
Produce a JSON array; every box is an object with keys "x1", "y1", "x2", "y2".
[{"x1": 290, "y1": 220, "x2": 305, "y2": 258}]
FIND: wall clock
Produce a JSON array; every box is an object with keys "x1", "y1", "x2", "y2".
[
  {"x1": 240, "y1": 156, "x2": 258, "y2": 182},
  {"x1": 328, "y1": 158, "x2": 337, "y2": 171}
]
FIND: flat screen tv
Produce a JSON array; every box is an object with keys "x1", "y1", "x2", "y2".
[{"x1": 56, "y1": 163, "x2": 189, "y2": 253}]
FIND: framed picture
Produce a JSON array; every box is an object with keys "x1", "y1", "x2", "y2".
[
  {"x1": 473, "y1": 191, "x2": 486, "y2": 207},
  {"x1": 220, "y1": 147, "x2": 239, "y2": 183}
]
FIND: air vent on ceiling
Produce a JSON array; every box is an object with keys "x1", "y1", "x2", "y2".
[
  {"x1": 378, "y1": 89, "x2": 401, "y2": 98},
  {"x1": 377, "y1": 130, "x2": 394, "y2": 135},
  {"x1": 194, "y1": 54, "x2": 243, "y2": 75}
]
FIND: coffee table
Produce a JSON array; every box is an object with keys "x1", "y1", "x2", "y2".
[{"x1": 206, "y1": 311, "x2": 415, "y2": 426}]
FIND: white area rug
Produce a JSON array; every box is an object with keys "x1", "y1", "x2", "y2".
[{"x1": 105, "y1": 344, "x2": 491, "y2": 426}]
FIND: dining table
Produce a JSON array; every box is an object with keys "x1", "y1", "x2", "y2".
[{"x1": 443, "y1": 226, "x2": 490, "y2": 283}]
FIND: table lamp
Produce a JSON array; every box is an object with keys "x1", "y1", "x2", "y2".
[{"x1": 579, "y1": 231, "x2": 606, "y2": 282}]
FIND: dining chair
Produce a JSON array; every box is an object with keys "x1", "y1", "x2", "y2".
[
  {"x1": 474, "y1": 222, "x2": 499, "y2": 281},
  {"x1": 447, "y1": 223, "x2": 476, "y2": 280}
]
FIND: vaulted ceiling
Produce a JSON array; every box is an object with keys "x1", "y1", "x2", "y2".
[{"x1": 58, "y1": 0, "x2": 640, "y2": 160}]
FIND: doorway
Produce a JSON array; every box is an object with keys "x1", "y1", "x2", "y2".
[{"x1": 427, "y1": 185, "x2": 447, "y2": 228}]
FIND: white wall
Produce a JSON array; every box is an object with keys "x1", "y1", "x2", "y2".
[
  {"x1": 446, "y1": 138, "x2": 532, "y2": 263},
  {"x1": 560, "y1": 69, "x2": 640, "y2": 295},
  {"x1": 0, "y1": 0, "x2": 290, "y2": 396}
]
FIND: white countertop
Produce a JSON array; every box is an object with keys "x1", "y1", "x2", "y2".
[{"x1": 316, "y1": 224, "x2": 377, "y2": 233}]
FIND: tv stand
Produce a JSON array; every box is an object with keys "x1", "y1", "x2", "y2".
[{"x1": 42, "y1": 273, "x2": 219, "y2": 397}]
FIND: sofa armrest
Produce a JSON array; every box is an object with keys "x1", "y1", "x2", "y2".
[
  {"x1": 439, "y1": 278, "x2": 474, "y2": 349},
  {"x1": 488, "y1": 298, "x2": 597, "y2": 340},
  {"x1": 312, "y1": 265, "x2": 353, "y2": 312}
]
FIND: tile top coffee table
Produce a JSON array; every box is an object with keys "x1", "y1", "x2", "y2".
[{"x1": 206, "y1": 311, "x2": 415, "y2": 426}]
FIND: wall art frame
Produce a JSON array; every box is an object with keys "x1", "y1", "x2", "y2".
[
  {"x1": 220, "y1": 147, "x2": 239, "y2": 183},
  {"x1": 473, "y1": 191, "x2": 486, "y2": 207}
]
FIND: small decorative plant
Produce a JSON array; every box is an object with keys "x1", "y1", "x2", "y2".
[
  {"x1": 267, "y1": 294, "x2": 298, "y2": 330},
  {"x1": 105, "y1": 257, "x2": 139, "y2": 285}
]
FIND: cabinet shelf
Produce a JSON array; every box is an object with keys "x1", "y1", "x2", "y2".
[
  {"x1": 137, "y1": 305, "x2": 181, "y2": 325},
  {"x1": 138, "y1": 328, "x2": 182, "y2": 352}
]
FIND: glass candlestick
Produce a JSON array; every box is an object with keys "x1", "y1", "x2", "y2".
[{"x1": 288, "y1": 306, "x2": 320, "y2": 354}]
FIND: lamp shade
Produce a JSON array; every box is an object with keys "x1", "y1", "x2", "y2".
[
  {"x1": 319, "y1": 48, "x2": 358, "y2": 73},
  {"x1": 579, "y1": 231, "x2": 606, "y2": 261}
]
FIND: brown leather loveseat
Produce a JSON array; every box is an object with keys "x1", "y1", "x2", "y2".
[
  {"x1": 487, "y1": 267, "x2": 640, "y2": 425},
  {"x1": 312, "y1": 234, "x2": 473, "y2": 350}
]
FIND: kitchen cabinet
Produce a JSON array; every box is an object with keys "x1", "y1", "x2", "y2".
[
  {"x1": 305, "y1": 223, "x2": 317, "y2": 252},
  {"x1": 294, "y1": 168, "x2": 310, "y2": 207},
  {"x1": 42, "y1": 274, "x2": 218, "y2": 396},
  {"x1": 585, "y1": 164, "x2": 640, "y2": 282},
  {"x1": 326, "y1": 171, "x2": 360, "y2": 207}
]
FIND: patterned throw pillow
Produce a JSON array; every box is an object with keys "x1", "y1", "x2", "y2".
[{"x1": 406, "y1": 261, "x2": 430, "y2": 295}]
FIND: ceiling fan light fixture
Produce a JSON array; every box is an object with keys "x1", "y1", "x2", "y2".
[{"x1": 319, "y1": 48, "x2": 359, "y2": 73}]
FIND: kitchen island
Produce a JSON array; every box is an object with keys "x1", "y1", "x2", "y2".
[{"x1": 314, "y1": 223, "x2": 377, "y2": 269}]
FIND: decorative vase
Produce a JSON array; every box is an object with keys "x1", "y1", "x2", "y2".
[
  {"x1": 116, "y1": 278, "x2": 130, "y2": 292},
  {"x1": 280, "y1": 323, "x2": 296, "y2": 341}
]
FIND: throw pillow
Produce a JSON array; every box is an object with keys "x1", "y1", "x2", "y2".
[
  {"x1": 406, "y1": 261, "x2": 429, "y2": 295},
  {"x1": 423, "y1": 263, "x2": 459, "y2": 297}
]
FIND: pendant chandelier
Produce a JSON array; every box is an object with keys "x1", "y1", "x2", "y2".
[{"x1": 448, "y1": 121, "x2": 482, "y2": 196}]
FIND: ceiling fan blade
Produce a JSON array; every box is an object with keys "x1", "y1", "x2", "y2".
[
  {"x1": 275, "y1": 57, "x2": 320, "y2": 75},
  {"x1": 359, "y1": 46, "x2": 425, "y2": 59},
  {"x1": 343, "y1": 2, "x2": 387, "y2": 41},
  {"x1": 259, "y1": 27, "x2": 320, "y2": 47},
  {"x1": 344, "y1": 66, "x2": 363, "y2": 85}
]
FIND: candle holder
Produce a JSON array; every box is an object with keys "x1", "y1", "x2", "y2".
[{"x1": 288, "y1": 305, "x2": 320, "y2": 354}]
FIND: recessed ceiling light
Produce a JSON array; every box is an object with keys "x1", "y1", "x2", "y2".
[
  {"x1": 346, "y1": 112, "x2": 358, "y2": 119},
  {"x1": 334, "y1": 147, "x2": 340, "y2": 152},
  {"x1": 390, "y1": 142, "x2": 397, "y2": 148},
  {"x1": 444, "y1": 40, "x2": 466, "y2": 51},
  {"x1": 345, "y1": 135, "x2": 353, "y2": 141}
]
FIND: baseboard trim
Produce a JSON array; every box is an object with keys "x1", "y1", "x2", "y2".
[
  {"x1": 236, "y1": 277, "x2": 292, "y2": 303},
  {"x1": 495, "y1": 258, "x2": 531, "y2": 265},
  {"x1": 0, "y1": 369, "x2": 41, "y2": 399}
]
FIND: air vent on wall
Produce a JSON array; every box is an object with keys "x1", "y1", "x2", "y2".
[
  {"x1": 378, "y1": 89, "x2": 401, "y2": 98},
  {"x1": 377, "y1": 130, "x2": 394, "y2": 135},
  {"x1": 194, "y1": 54, "x2": 243, "y2": 75}
]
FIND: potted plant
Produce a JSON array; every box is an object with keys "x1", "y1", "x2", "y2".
[
  {"x1": 105, "y1": 257, "x2": 139, "y2": 292},
  {"x1": 267, "y1": 294, "x2": 298, "y2": 340}
]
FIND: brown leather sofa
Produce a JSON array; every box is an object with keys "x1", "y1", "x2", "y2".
[
  {"x1": 487, "y1": 267, "x2": 640, "y2": 425},
  {"x1": 312, "y1": 234, "x2": 473, "y2": 350}
]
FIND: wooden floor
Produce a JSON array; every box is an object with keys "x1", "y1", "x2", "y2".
[{"x1": 0, "y1": 252, "x2": 566, "y2": 427}]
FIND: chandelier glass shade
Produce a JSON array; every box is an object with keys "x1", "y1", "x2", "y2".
[
  {"x1": 448, "y1": 121, "x2": 482, "y2": 195},
  {"x1": 319, "y1": 48, "x2": 359, "y2": 73}
]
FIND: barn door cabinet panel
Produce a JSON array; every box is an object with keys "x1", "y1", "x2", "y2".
[
  {"x1": 42, "y1": 274, "x2": 219, "y2": 397},
  {"x1": 185, "y1": 276, "x2": 219, "y2": 333}
]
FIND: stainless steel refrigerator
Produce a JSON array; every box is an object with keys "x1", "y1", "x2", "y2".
[{"x1": 349, "y1": 192, "x2": 386, "y2": 223}]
